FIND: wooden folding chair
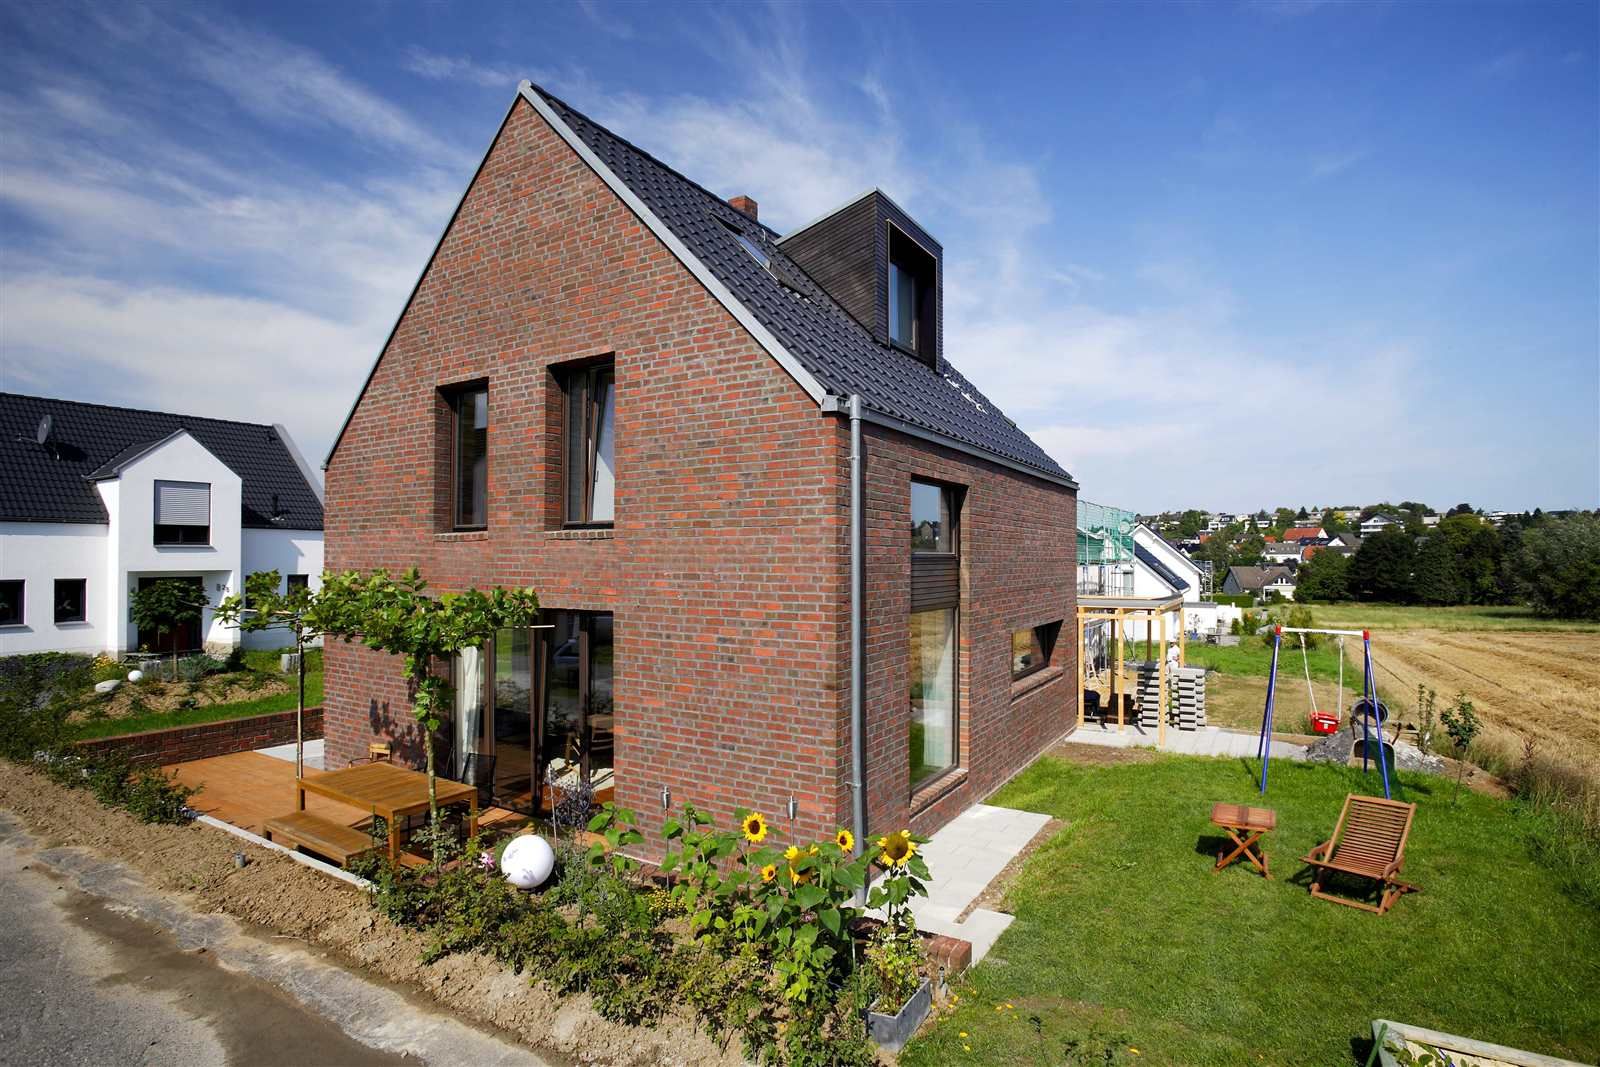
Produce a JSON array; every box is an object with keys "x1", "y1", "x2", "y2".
[{"x1": 1301, "y1": 794, "x2": 1419, "y2": 915}]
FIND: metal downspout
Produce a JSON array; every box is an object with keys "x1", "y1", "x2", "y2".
[{"x1": 848, "y1": 394, "x2": 868, "y2": 900}]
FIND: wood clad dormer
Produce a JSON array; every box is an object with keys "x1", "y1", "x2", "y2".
[{"x1": 779, "y1": 189, "x2": 943, "y2": 371}]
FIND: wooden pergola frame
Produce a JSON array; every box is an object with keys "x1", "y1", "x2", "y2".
[{"x1": 1076, "y1": 594, "x2": 1187, "y2": 748}]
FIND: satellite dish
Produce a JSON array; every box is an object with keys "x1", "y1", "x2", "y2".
[{"x1": 35, "y1": 414, "x2": 52, "y2": 446}]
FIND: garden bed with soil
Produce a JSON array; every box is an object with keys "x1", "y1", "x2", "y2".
[{"x1": 0, "y1": 759, "x2": 738, "y2": 1066}]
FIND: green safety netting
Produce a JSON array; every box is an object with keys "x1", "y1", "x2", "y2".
[{"x1": 1077, "y1": 500, "x2": 1136, "y2": 565}]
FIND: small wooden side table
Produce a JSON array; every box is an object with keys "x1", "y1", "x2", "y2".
[{"x1": 1210, "y1": 802, "x2": 1277, "y2": 879}]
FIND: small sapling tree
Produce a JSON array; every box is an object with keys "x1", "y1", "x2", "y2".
[
  {"x1": 215, "y1": 571, "x2": 325, "y2": 778},
  {"x1": 1440, "y1": 692, "x2": 1481, "y2": 805},
  {"x1": 316, "y1": 568, "x2": 540, "y2": 866},
  {"x1": 130, "y1": 579, "x2": 210, "y2": 680}
]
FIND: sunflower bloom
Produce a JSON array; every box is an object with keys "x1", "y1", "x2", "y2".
[
  {"x1": 836, "y1": 828, "x2": 855, "y2": 851},
  {"x1": 783, "y1": 844, "x2": 801, "y2": 863},
  {"x1": 878, "y1": 829, "x2": 916, "y2": 867},
  {"x1": 741, "y1": 812, "x2": 769, "y2": 844},
  {"x1": 760, "y1": 864, "x2": 777, "y2": 883}
]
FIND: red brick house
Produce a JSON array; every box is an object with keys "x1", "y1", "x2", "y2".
[{"x1": 321, "y1": 84, "x2": 1078, "y2": 846}]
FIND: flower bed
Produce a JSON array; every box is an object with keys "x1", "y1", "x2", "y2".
[{"x1": 350, "y1": 804, "x2": 943, "y2": 1065}]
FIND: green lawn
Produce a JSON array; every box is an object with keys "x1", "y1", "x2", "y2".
[
  {"x1": 1278, "y1": 602, "x2": 1600, "y2": 633},
  {"x1": 902, "y1": 753, "x2": 1600, "y2": 1066},
  {"x1": 1182, "y1": 638, "x2": 1349, "y2": 683}
]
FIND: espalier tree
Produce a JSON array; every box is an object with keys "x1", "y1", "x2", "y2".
[
  {"x1": 129, "y1": 577, "x2": 209, "y2": 680},
  {"x1": 313, "y1": 569, "x2": 540, "y2": 866},
  {"x1": 215, "y1": 570, "x2": 326, "y2": 778}
]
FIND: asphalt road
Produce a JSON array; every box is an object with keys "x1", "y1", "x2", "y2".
[{"x1": 0, "y1": 817, "x2": 558, "y2": 1067}]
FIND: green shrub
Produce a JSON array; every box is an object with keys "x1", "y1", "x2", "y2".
[{"x1": 123, "y1": 766, "x2": 197, "y2": 824}]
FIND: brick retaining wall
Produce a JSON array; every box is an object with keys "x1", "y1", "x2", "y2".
[{"x1": 75, "y1": 707, "x2": 324, "y2": 767}]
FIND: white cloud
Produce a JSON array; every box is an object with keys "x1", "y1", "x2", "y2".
[
  {"x1": 1309, "y1": 147, "x2": 1370, "y2": 180},
  {"x1": 403, "y1": 47, "x2": 525, "y2": 90}
]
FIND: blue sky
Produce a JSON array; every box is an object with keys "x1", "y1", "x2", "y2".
[{"x1": 2, "y1": 0, "x2": 1594, "y2": 513}]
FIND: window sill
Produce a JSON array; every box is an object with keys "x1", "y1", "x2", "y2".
[
  {"x1": 546, "y1": 528, "x2": 616, "y2": 541},
  {"x1": 909, "y1": 767, "x2": 967, "y2": 816},
  {"x1": 435, "y1": 531, "x2": 489, "y2": 542},
  {"x1": 1010, "y1": 665, "x2": 1065, "y2": 702},
  {"x1": 55, "y1": 620, "x2": 90, "y2": 628},
  {"x1": 154, "y1": 544, "x2": 214, "y2": 550}
]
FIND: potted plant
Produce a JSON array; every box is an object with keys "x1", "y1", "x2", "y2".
[{"x1": 864, "y1": 829, "x2": 932, "y2": 1051}]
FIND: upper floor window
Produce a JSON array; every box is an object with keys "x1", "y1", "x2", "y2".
[
  {"x1": 286, "y1": 574, "x2": 309, "y2": 594},
  {"x1": 910, "y1": 480, "x2": 954, "y2": 553},
  {"x1": 0, "y1": 580, "x2": 22, "y2": 626},
  {"x1": 54, "y1": 579, "x2": 86, "y2": 624},
  {"x1": 562, "y1": 361, "x2": 616, "y2": 525},
  {"x1": 450, "y1": 385, "x2": 488, "y2": 529},
  {"x1": 887, "y1": 223, "x2": 937, "y2": 367},
  {"x1": 154, "y1": 480, "x2": 210, "y2": 545}
]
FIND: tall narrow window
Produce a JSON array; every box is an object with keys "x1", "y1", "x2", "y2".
[
  {"x1": 54, "y1": 579, "x2": 86, "y2": 624},
  {"x1": 887, "y1": 223, "x2": 937, "y2": 367},
  {"x1": 889, "y1": 260, "x2": 918, "y2": 350},
  {"x1": 452, "y1": 385, "x2": 488, "y2": 529},
  {"x1": 909, "y1": 479, "x2": 960, "y2": 792},
  {"x1": 563, "y1": 362, "x2": 616, "y2": 525}
]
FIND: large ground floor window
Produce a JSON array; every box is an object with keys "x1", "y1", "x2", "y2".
[
  {"x1": 909, "y1": 607, "x2": 957, "y2": 790},
  {"x1": 452, "y1": 611, "x2": 614, "y2": 814}
]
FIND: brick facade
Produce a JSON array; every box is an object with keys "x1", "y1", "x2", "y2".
[
  {"x1": 76, "y1": 707, "x2": 324, "y2": 767},
  {"x1": 323, "y1": 96, "x2": 1075, "y2": 850}
]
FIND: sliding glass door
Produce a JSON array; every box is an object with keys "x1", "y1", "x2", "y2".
[{"x1": 538, "y1": 611, "x2": 614, "y2": 811}]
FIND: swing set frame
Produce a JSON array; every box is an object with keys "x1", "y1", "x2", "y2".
[{"x1": 1258, "y1": 625, "x2": 1392, "y2": 799}]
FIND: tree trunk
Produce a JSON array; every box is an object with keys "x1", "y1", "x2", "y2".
[
  {"x1": 423, "y1": 726, "x2": 441, "y2": 866},
  {"x1": 295, "y1": 631, "x2": 305, "y2": 780}
]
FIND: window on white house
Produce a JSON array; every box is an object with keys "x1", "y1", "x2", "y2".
[
  {"x1": 153, "y1": 481, "x2": 211, "y2": 545},
  {"x1": 286, "y1": 574, "x2": 309, "y2": 594},
  {"x1": 0, "y1": 580, "x2": 22, "y2": 626},
  {"x1": 54, "y1": 579, "x2": 86, "y2": 624}
]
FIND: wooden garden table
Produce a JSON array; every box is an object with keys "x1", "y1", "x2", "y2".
[
  {"x1": 297, "y1": 763, "x2": 478, "y2": 861},
  {"x1": 1210, "y1": 802, "x2": 1277, "y2": 879}
]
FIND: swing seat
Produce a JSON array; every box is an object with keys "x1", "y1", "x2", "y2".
[{"x1": 1309, "y1": 711, "x2": 1339, "y2": 735}]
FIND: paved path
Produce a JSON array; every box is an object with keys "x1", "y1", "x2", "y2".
[
  {"x1": 256, "y1": 737, "x2": 326, "y2": 769},
  {"x1": 0, "y1": 814, "x2": 558, "y2": 1067},
  {"x1": 1069, "y1": 722, "x2": 1308, "y2": 761},
  {"x1": 874, "y1": 803, "x2": 1051, "y2": 965}
]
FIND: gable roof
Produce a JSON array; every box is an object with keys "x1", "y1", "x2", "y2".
[
  {"x1": 522, "y1": 85, "x2": 1073, "y2": 488},
  {"x1": 1224, "y1": 565, "x2": 1294, "y2": 592},
  {"x1": 0, "y1": 393, "x2": 324, "y2": 529},
  {"x1": 1134, "y1": 541, "x2": 1189, "y2": 593},
  {"x1": 1283, "y1": 525, "x2": 1324, "y2": 541}
]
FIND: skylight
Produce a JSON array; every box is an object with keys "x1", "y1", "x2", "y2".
[{"x1": 718, "y1": 216, "x2": 770, "y2": 269}]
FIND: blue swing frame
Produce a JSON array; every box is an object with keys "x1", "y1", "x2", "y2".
[{"x1": 1258, "y1": 626, "x2": 1390, "y2": 798}]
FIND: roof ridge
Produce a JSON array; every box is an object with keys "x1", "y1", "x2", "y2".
[
  {"x1": 0, "y1": 391, "x2": 281, "y2": 435},
  {"x1": 531, "y1": 84, "x2": 782, "y2": 240}
]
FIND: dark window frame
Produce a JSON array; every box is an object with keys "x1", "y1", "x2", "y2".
[
  {"x1": 286, "y1": 574, "x2": 310, "y2": 593},
  {"x1": 1011, "y1": 620, "x2": 1062, "y2": 681},
  {"x1": 54, "y1": 578, "x2": 87, "y2": 625},
  {"x1": 886, "y1": 221, "x2": 938, "y2": 368},
  {"x1": 560, "y1": 359, "x2": 617, "y2": 528},
  {"x1": 910, "y1": 479, "x2": 959, "y2": 558},
  {"x1": 908, "y1": 477, "x2": 963, "y2": 797},
  {"x1": 154, "y1": 524, "x2": 210, "y2": 546},
  {"x1": 446, "y1": 382, "x2": 489, "y2": 531},
  {"x1": 0, "y1": 580, "x2": 23, "y2": 626}
]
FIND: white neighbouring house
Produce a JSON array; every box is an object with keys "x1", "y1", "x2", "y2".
[
  {"x1": 1120, "y1": 524, "x2": 1228, "y2": 640},
  {"x1": 1, "y1": 394, "x2": 324, "y2": 657},
  {"x1": 1360, "y1": 512, "x2": 1402, "y2": 536}
]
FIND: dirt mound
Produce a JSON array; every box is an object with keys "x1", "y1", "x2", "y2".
[{"x1": 0, "y1": 760, "x2": 740, "y2": 1066}]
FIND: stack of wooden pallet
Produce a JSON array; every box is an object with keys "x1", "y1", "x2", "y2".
[{"x1": 1124, "y1": 662, "x2": 1208, "y2": 731}]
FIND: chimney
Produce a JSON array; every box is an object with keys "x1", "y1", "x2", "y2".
[{"x1": 728, "y1": 195, "x2": 758, "y2": 221}]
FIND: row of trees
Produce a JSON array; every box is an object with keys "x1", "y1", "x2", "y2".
[{"x1": 1294, "y1": 511, "x2": 1600, "y2": 619}]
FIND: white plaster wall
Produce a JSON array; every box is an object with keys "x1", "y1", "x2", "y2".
[
  {"x1": 111, "y1": 434, "x2": 243, "y2": 654},
  {"x1": 238, "y1": 528, "x2": 325, "y2": 650},
  {"x1": 0, "y1": 522, "x2": 110, "y2": 655}
]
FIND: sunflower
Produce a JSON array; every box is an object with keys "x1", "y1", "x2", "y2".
[
  {"x1": 835, "y1": 828, "x2": 855, "y2": 852},
  {"x1": 741, "y1": 812, "x2": 769, "y2": 844},
  {"x1": 878, "y1": 829, "x2": 916, "y2": 868},
  {"x1": 783, "y1": 844, "x2": 802, "y2": 863},
  {"x1": 760, "y1": 863, "x2": 778, "y2": 883}
]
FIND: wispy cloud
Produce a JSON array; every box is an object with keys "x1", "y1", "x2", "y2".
[
  {"x1": 576, "y1": 0, "x2": 636, "y2": 40},
  {"x1": 1309, "y1": 146, "x2": 1370, "y2": 180},
  {"x1": 403, "y1": 47, "x2": 524, "y2": 90},
  {"x1": 1477, "y1": 47, "x2": 1529, "y2": 78}
]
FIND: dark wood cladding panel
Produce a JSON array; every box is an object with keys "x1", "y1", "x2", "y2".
[
  {"x1": 910, "y1": 553, "x2": 959, "y2": 612},
  {"x1": 781, "y1": 195, "x2": 877, "y2": 334}
]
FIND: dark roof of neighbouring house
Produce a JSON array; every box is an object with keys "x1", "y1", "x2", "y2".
[
  {"x1": 1224, "y1": 565, "x2": 1293, "y2": 592},
  {"x1": 1134, "y1": 542, "x2": 1189, "y2": 593},
  {"x1": 528, "y1": 86, "x2": 1074, "y2": 488},
  {"x1": 0, "y1": 393, "x2": 324, "y2": 529}
]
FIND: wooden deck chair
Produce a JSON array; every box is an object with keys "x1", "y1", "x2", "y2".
[{"x1": 1301, "y1": 794, "x2": 1419, "y2": 915}]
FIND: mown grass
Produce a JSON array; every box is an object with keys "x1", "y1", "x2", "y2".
[
  {"x1": 66, "y1": 671, "x2": 323, "y2": 740},
  {"x1": 902, "y1": 753, "x2": 1600, "y2": 1066},
  {"x1": 1285, "y1": 603, "x2": 1600, "y2": 633},
  {"x1": 1182, "y1": 637, "x2": 1350, "y2": 683}
]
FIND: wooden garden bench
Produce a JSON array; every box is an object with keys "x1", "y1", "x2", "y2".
[
  {"x1": 1301, "y1": 794, "x2": 1419, "y2": 915},
  {"x1": 264, "y1": 812, "x2": 375, "y2": 868}
]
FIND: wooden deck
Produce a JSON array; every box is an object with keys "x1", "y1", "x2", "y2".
[{"x1": 166, "y1": 751, "x2": 530, "y2": 845}]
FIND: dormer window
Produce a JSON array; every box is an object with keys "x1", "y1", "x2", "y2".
[{"x1": 887, "y1": 222, "x2": 937, "y2": 367}]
